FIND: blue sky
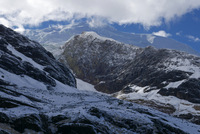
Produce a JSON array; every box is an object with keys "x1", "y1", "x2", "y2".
[
  {"x1": 24, "y1": 8, "x2": 200, "y2": 53},
  {"x1": 0, "y1": 0, "x2": 200, "y2": 52},
  {"x1": 113, "y1": 9, "x2": 200, "y2": 52}
]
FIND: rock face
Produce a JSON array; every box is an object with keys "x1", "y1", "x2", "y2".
[
  {"x1": 1, "y1": 25, "x2": 200, "y2": 134},
  {"x1": 59, "y1": 32, "x2": 200, "y2": 101},
  {"x1": 0, "y1": 24, "x2": 76, "y2": 88},
  {"x1": 59, "y1": 32, "x2": 142, "y2": 93},
  {"x1": 59, "y1": 32, "x2": 200, "y2": 124}
]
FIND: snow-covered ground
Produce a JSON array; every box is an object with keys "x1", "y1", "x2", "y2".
[
  {"x1": 76, "y1": 78, "x2": 97, "y2": 92},
  {"x1": 7, "y1": 44, "x2": 44, "y2": 70},
  {"x1": 165, "y1": 57, "x2": 200, "y2": 79},
  {"x1": 1, "y1": 59, "x2": 200, "y2": 133},
  {"x1": 1, "y1": 72, "x2": 200, "y2": 133},
  {"x1": 80, "y1": 31, "x2": 121, "y2": 44},
  {"x1": 116, "y1": 84, "x2": 200, "y2": 116}
]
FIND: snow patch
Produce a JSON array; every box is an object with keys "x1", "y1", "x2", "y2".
[
  {"x1": 165, "y1": 80, "x2": 185, "y2": 89},
  {"x1": 7, "y1": 44, "x2": 44, "y2": 70},
  {"x1": 165, "y1": 57, "x2": 200, "y2": 78},
  {"x1": 116, "y1": 84, "x2": 199, "y2": 116},
  {"x1": 76, "y1": 78, "x2": 97, "y2": 92},
  {"x1": 147, "y1": 35, "x2": 155, "y2": 44},
  {"x1": 53, "y1": 78, "x2": 78, "y2": 93},
  {"x1": 0, "y1": 106, "x2": 39, "y2": 118},
  {"x1": 81, "y1": 31, "x2": 121, "y2": 43},
  {"x1": 0, "y1": 68, "x2": 47, "y2": 90}
]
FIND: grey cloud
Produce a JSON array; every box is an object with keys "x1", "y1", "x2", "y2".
[{"x1": 0, "y1": 0, "x2": 200, "y2": 32}]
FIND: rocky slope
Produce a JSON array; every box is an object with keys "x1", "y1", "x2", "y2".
[
  {"x1": 1, "y1": 25, "x2": 199, "y2": 133},
  {"x1": 24, "y1": 22, "x2": 199, "y2": 57},
  {"x1": 0, "y1": 24, "x2": 76, "y2": 88},
  {"x1": 59, "y1": 32, "x2": 200, "y2": 124}
]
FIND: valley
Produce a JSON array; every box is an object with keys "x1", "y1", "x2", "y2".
[{"x1": 0, "y1": 24, "x2": 200, "y2": 133}]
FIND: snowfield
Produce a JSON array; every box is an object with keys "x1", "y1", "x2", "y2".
[{"x1": 1, "y1": 69, "x2": 200, "y2": 133}]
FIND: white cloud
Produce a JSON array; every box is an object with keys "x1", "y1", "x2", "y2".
[
  {"x1": 176, "y1": 32, "x2": 181, "y2": 36},
  {"x1": 187, "y1": 35, "x2": 200, "y2": 42},
  {"x1": 14, "y1": 25, "x2": 25, "y2": 33},
  {"x1": 0, "y1": 0, "x2": 200, "y2": 32},
  {"x1": 152, "y1": 30, "x2": 171, "y2": 37},
  {"x1": 87, "y1": 17, "x2": 107, "y2": 28},
  {"x1": 0, "y1": 18, "x2": 10, "y2": 27}
]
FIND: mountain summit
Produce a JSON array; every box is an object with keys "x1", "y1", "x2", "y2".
[{"x1": 59, "y1": 32, "x2": 200, "y2": 124}]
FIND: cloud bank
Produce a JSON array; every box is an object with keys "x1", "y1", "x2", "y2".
[{"x1": 0, "y1": 0, "x2": 200, "y2": 32}]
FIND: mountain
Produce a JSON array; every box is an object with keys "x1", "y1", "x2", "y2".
[
  {"x1": 0, "y1": 24, "x2": 76, "y2": 88},
  {"x1": 59, "y1": 32, "x2": 200, "y2": 124},
  {"x1": 24, "y1": 22, "x2": 199, "y2": 57},
  {"x1": 1, "y1": 25, "x2": 199, "y2": 134}
]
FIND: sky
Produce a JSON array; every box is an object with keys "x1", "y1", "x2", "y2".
[{"x1": 0, "y1": 0, "x2": 200, "y2": 52}]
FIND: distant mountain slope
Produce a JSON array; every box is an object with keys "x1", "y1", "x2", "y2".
[
  {"x1": 24, "y1": 22, "x2": 199, "y2": 56},
  {"x1": 2, "y1": 25, "x2": 199, "y2": 134},
  {"x1": 59, "y1": 32, "x2": 200, "y2": 124}
]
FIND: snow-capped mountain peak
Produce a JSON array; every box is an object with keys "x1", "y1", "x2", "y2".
[
  {"x1": 24, "y1": 22, "x2": 200, "y2": 57},
  {"x1": 80, "y1": 31, "x2": 120, "y2": 43}
]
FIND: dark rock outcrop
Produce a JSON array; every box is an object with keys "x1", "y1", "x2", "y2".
[
  {"x1": 0, "y1": 24, "x2": 76, "y2": 88},
  {"x1": 159, "y1": 78, "x2": 200, "y2": 103},
  {"x1": 59, "y1": 32, "x2": 200, "y2": 104}
]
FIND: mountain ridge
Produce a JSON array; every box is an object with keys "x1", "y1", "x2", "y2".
[
  {"x1": 24, "y1": 22, "x2": 200, "y2": 57},
  {"x1": 59, "y1": 32, "x2": 200, "y2": 124},
  {"x1": 2, "y1": 25, "x2": 199, "y2": 133}
]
